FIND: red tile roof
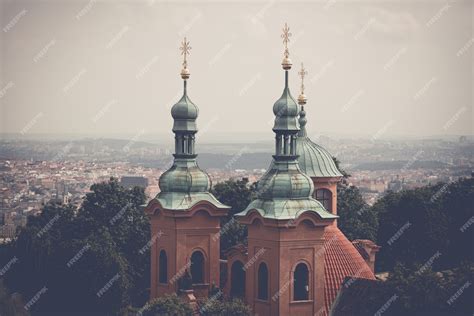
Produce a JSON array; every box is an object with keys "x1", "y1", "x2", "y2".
[{"x1": 323, "y1": 225, "x2": 376, "y2": 315}]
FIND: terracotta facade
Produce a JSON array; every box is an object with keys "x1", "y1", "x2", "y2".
[
  {"x1": 233, "y1": 212, "x2": 334, "y2": 316},
  {"x1": 146, "y1": 200, "x2": 227, "y2": 299}
]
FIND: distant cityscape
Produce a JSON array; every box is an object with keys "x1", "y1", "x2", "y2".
[{"x1": 1, "y1": 136, "x2": 472, "y2": 240}]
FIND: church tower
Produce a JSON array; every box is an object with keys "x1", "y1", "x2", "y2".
[
  {"x1": 294, "y1": 65, "x2": 377, "y2": 315},
  {"x1": 295, "y1": 64, "x2": 343, "y2": 218},
  {"x1": 145, "y1": 38, "x2": 230, "y2": 299},
  {"x1": 235, "y1": 24, "x2": 337, "y2": 316}
]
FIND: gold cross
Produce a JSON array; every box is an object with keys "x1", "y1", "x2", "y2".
[
  {"x1": 281, "y1": 23, "x2": 292, "y2": 58},
  {"x1": 299, "y1": 63, "x2": 308, "y2": 94},
  {"x1": 180, "y1": 37, "x2": 192, "y2": 68}
]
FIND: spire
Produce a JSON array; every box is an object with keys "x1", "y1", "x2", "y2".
[
  {"x1": 298, "y1": 63, "x2": 308, "y2": 137},
  {"x1": 171, "y1": 38, "x2": 198, "y2": 157},
  {"x1": 273, "y1": 23, "x2": 299, "y2": 159},
  {"x1": 156, "y1": 37, "x2": 227, "y2": 207},
  {"x1": 235, "y1": 24, "x2": 337, "y2": 222}
]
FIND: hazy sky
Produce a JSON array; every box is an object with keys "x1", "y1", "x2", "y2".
[{"x1": 0, "y1": 0, "x2": 473, "y2": 143}]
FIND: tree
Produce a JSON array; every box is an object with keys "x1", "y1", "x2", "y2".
[
  {"x1": 333, "y1": 156, "x2": 379, "y2": 241},
  {"x1": 3, "y1": 178, "x2": 150, "y2": 315},
  {"x1": 139, "y1": 294, "x2": 193, "y2": 316},
  {"x1": 77, "y1": 179, "x2": 150, "y2": 304},
  {"x1": 211, "y1": 178, "x2": 254, "y2": 256},
  {"x1": 381, "y1": 262, "x2": 474, "y2": 315},
  {"x1": 199, "y1": 298, "x2": 252, "y2": 316},
  {"x1": 374, "y1": 178, "x2": 474, "y2": 272},
  {"x1": 337, "y1": 185, "x2": 378, "y2": 241},
  {"x1": 332, "y1": 156, "x2": 350, "y2": 179}
]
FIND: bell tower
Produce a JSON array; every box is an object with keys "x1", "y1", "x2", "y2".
[
  {"x1": 235, "y1": 24, "x2": 337, "y2": 316},
  {"x1": 295, "y1": 64, "x2": 343, "y2": 220},
  {"x1": 145, "y1": 38, "x2": 229, "y2": 299}
]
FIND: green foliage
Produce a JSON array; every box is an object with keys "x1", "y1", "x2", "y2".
[
  {"x1": 381, "y1": 262, "x2": 474, "y2": 315},
  {"x1": 212, "y1": 178, "x2": 254, "y2": 217},
  {"x1": 211, "y1": 178, "x2": 254, "y2": 256},
  {"x1": 337, "y1": 184, "x2": 378, "y2": 241},
  {"x1": 140, "y1": 294, "x2": 193, "y2": 316},
  {"x1": 374, "y1": 178, "x2": 474, "y2": 272},
  {"x1": 3, "y1": 178, "x2": 150, "y2": 315},
  {"x1": 199, "y1": 298, "x2": 251, "y2": 316},
  {"x1": 332, "y1": 156, "x2": 350, "y2": 178}
]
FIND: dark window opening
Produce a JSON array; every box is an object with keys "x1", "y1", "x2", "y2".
[
  {"x1": 293, "y1": 263, "x2": 309, "y2": 301},
  {"x1": 159, "y1": 250, "x2": 168, "y2": 284},
  {"x1": 257, "y1": 262, "x2": 269, "y2": 300},
  {"x1": 230, "y1": 261, "x2": 246, "y2": 299},
  {"x1": 191, "y1": 251, "x2": 205, "y2": 284},
  {"x1": 316, "y1": 189, "x2": 332, "y2": 211}
]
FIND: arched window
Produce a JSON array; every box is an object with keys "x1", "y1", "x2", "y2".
[
  {"x1": 190, "y1": 251, "x2": 205, "y2": 284},
  {"x1": 293, "y1": 263, "x2": 309, "y2": 301},
  {"x1": 159, "y1": 250, "x2": 168, "y2": 284},
  {"x1": 257, "y1": 262, "x2": 269, "y2": 300},
  {"x1": 315, "y1": 189, "x2": 332, "y2": 211},
  {"x1": 230, "y1": 261, "x2": 246, "y2": 299}
]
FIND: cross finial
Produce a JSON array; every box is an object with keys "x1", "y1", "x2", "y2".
[
  {"x1": 281, "y1": 23, "x2": 293, "y2": 70},
  {"x1": 298, "y1": 63, "x2": 308, "y2": 94},
  {"x1": 298, "y1": 62, "x2": 308, "y2": 105},
  {"x1": 281, "y1": 23, "x2": 292, "y2": 58},
  {"x1": 180, "y1": 37, "x2": 191, "y2": 79},
  {"x1": 180, "y1": 37, "x2": 192, "y2": 68}
]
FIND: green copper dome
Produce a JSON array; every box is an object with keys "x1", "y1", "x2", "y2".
[
  {"x1": 257, "y1": 160, "x2": 313, "y2": 199},
  {"x1": 159, "y1": 158, "x2": 210, "y2": 193},
  {"x1": 237, "y1": 159, "x2": 336, "y2": 220},
  {"x1": 296, "y1": 106, "x2": 343, "y2": 178},
  {"x1": 273, "y1": 72, "x2": 299, "y2": 131},
  {"x1": 171, "y1": 81, "x2": 198, "y2": 132},
  {"x1": 156, "y1": 158, "x2": 227, "y2": 211}
]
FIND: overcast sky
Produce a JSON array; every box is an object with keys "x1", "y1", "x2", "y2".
[{"x1": 0, "y1": 0, "x2": 472, "y2": 143}]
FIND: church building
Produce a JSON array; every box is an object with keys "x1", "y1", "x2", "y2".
[{"x1": 145, "y1": 25, "x2": 379, "y2": 316}]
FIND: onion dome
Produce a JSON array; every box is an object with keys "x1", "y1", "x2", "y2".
[
  {"x1": 159, "y1": 158, "x2": 210, "y2": 193},
  {"x1": 171, "y1": 81, "x2": 198, "y2": 132},
  {"x1": 236, "y1": 24, "x2": 337, "y2": 222},
  {"x1": 295, "y1": 63, "x2": 343, "y2": 179},
  {"x1": 297, "y1": 137, "x2": 343, "y2": 178},
  {"x1": 257, "y1": 160, "x2": 313, "y2": 199},
  {"x1": 272, "y1": 72, "x2": 299, "y2": 131},
  {"x1": 323, "y1": 225, "x2": 375, "y2": 314}
]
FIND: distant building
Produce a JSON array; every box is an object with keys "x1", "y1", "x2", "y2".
[{"x1": 120, "y1": 176, "x2": 149, "y2": 189}]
